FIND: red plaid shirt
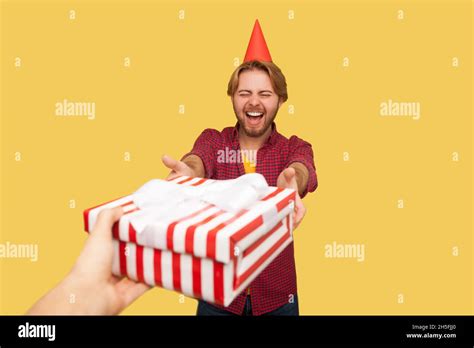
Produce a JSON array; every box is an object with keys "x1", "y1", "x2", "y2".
[{"x1": 183, "y1": 122, "x2": 318, "y2": 315}]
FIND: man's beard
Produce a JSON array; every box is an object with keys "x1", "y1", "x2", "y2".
[{"x1": 236, "y1": 109, "x2": 277, "y2": 138}]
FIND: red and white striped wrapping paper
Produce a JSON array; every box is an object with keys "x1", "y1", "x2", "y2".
[{"x1": 83, "y1": 175, "x2": 295, "y2": 306}]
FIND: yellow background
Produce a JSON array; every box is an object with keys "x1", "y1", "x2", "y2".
[{"x1": 1, "y1": 0, "x2": 472, "y2": 314}]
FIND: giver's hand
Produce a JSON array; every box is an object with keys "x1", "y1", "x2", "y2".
[
  {"x1": 162, "y1": 154, "x2": 195, "y2": 180},
  {"x1": 70, "y1": 207, "x2": 150, "y2": 314},
  {"x1": 27, "y1": 207, "x2": 149, "y2": 315},
  {"x1": 277, "y1": 167, "x2": 306, "y2": 229}
]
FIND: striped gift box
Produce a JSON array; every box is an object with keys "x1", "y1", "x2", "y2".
[{"x1": 83, "y1": 175, "x2": 295, "y2": 306}]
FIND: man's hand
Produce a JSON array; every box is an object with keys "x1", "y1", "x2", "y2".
[
  {"x1": 162, "y1": 154, "x2": 195, "y2": 180},
  {"x1": 277, "y1": 167, "x2": 306, "y2": 229}
]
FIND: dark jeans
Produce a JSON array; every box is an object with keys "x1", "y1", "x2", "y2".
[{"x1": 196, "y1": 295, "x2": 299, "y2": 316}]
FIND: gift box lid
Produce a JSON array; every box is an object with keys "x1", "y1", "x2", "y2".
[{"x1": 84, "y1": 174, "x2": 296, "y2": 264}]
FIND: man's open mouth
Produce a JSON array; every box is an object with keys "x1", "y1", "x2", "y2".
[{"x1": 245, "y1": 111, "x2": 264, "y2": 125}]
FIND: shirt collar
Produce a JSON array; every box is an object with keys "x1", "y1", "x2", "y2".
[{"x1": 232, "y1": 121, "x2": 278, "y2": 147}]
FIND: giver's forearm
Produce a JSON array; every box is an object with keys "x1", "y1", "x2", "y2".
[
  {"x1": 289, "y1": 162, "x2": 309, "y2": 196},
  {"x1": 27, "y1": 275, "x2": 85, "y2": 315},
  {"x1": 182, "y1": 154, "x2": 205, "y2": 178}
]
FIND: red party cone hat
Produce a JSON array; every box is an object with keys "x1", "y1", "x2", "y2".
[{"x1": 243, "y1": 19, "x2": 272, "y2": 62}]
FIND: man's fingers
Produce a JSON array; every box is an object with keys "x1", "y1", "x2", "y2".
[
  {"x1": 283, "y1": 167, "x2": 296, "y2": 182},
  {"x1": 277, "y1": 167, "x2": 297, "y2": 189},
  {"x1": 295, "y1": 208, "x2": 304, "y2": 227},
  {"x1": 294, "y1": 202, "x2": 306, "y2": 229},
  {"x1": 162, "y1": 155, "x2": 187, "y2": 172},
  {"x1": 293, "y1": 211, "x2": 302, "y2": 229},
  {"x1": 162, "y1": 154, "x2": 177, "y2": 170},
  {"x1": 292, "y1": 194, "x2": 306, "y2": 230},
  {"x1": 92, "y1": 207, "x2": 124, "y2": 240}
]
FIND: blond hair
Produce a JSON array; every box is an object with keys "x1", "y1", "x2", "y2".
[{"x1": 227, "y1": 60, "x2": 288, "y2": 103}]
